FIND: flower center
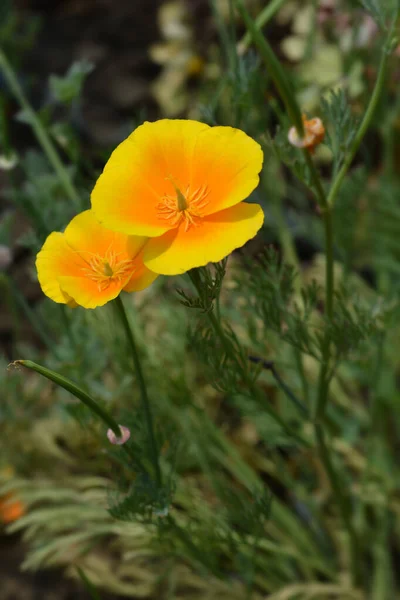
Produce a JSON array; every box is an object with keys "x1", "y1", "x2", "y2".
[
  {"x1": 156, "y1": 177, "x2": 210, "y2": 232},
  {"x1": 81, "y1": 249, "x2": 136, "y2": 291}
]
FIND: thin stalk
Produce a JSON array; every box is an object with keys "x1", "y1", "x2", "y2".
[
  {"x1": 0, "y1": 50, "x2": 81, "y2": 210},
  {"x1": 315, "y1": 425, "x2": 361, "y2": 586},
  {"x1": 14, "y1": 359, "x2": 122, "y2": 438},
  {"x1": 248, "y1": 355, "x2": 308, "y2": 417},
  {"x1": 314, "y1": 204, "x2": 334, "y2": 421},
  {"x1": 113, "y1": 296, "x2": 161, "y2": 485},
  {"x1": 327, "y1": 43, "x2": 392, "y2": 208},
  {"x1": 237, "y1": 0, "x2": 288, "y2": 53},
  {"x1": 233, "y1": 0, "x2": 304, "y2": 136}
]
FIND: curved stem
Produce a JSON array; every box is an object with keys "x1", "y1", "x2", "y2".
[
  {"x1": 113, "y1": 296, "x2": 161, "y2": 485},
  {"x1": 0, "y1": 50, "x2": 81, "y2": 211},
  {"x1": 237, "y1": 0, "x2": 288, "y2": 54},
  {"x1": 14, "y1": 359, "x2": 122, "y2": 438},
  {"x1": 234, "y1": 0, "x2": 304, "y2": 136},
  {"x1": 327, "y1": 44, "x2": 391, "y2": 208}
]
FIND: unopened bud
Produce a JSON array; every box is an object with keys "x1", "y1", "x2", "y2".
[
  {"x1": 288, "y1": 115, "x2": 325, "y2": 153},
  {"x1": 107, "y1": 425, "x2": 131, "y2": 445}
]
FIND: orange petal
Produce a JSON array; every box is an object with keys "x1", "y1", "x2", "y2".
[
  {"x1": 123, "y1": 258, "x2": 159, "y2": 292},
  {"x1": 58, "y1": 275, "x2": 127, "y2": 309},
  {"x1": 143, "y1": 202, "x2": 264, "y2": 275},
  {"x1": 91, "y1": 120, "x2": 210, "y2": 236},
  {"x1": 0, "y1": 496, "x2": 24, "y2": 523},
  {"x1": 36, "y1": 232, "x2": 87, "y2": 304}
]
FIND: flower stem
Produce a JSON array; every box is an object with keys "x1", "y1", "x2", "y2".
[
  {"x1": 233, "y1": 0, "x2": 304, "y2": 136},
  {"x1": 113, "y1": 296, "x2": 161, "y2": 486},
  {"x1": 327, "y1": 40, "x2": 392, "y2": 208},
  {"x1": 13, "y1": 359, "x2": 122, "y2": 438},
  {"x1": 237, "y1": 0, "x2": 288, "y2": 54},
  {"x1": 314, "y1": 204, "x2": 334, "y2": 422},
  {"x1": 0, "y1": 50, "x2": 81, "y2": 211}
]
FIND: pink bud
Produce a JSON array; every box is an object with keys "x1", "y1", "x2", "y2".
[{"x1": 107, "y1": 425, "x2": 131, "y2": 445}]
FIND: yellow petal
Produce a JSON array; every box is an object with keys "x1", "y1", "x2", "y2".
[
  {"x1": 143, "y1": 202, "x2": 264, "y2": 275},
  {"x1": 91, "y1": 119, "x2": 210, "y2": 236},
  {"x1": 64, "y1": 209, "x2": 147, "y2": 259},
  {"x1": 36, "y1": 232, "x2": 86, "y2": 304},
  {"x1": 190, "y1": 125, "x2": 263, "y2": 216}
]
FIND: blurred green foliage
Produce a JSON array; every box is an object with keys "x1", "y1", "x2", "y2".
[{"x1": 1, "y1": 0, "x2": 400, "y2": 599}]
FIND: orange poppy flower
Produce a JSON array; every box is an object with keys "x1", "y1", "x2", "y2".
[
  {"x1": 91, "y1": 119, "x2": 264, "y2": 275},
  {"x1": 0, "y1": 493, "x2": 24, "y2": 523},
  {"x1": 36, "y1": 210, "x2": 158, "y2": 309}
]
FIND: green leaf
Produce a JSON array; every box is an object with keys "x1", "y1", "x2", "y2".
[{"x1": 49, "y1": 60, "x2": 94, "y2": 105}]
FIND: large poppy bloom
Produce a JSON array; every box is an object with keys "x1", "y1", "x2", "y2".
[
  {"x1": 36, "y1": 210, "x2": 157, "y2": 309},
  {"x1": 91, "y1": 120, "x2": 264, "y2": 275}
]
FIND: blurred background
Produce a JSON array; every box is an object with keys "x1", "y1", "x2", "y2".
[{"x1": 1, "y1": 0, "x2": 399, "y2": 598}]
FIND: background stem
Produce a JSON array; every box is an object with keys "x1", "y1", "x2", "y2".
[{"x1": 0, "y1": 50, "x2": 81, "y2": 211}]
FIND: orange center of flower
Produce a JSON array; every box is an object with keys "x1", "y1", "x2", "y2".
[
  {"x1": 81, "y1": 249, "x2": 135, "y2": 291},
  {"x1": 156, "y1": 176, "x2": 210, "y2": 231}
]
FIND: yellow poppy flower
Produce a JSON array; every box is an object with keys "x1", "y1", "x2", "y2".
[
  {"x1": 36, "y1": 210, "x2": 158, "y2": 309},
  {"x1": 91, "y1": 119, "x2": 264, "y2": 275}
]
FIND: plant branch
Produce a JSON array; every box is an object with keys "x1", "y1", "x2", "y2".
[
  {"x1": 233, "y1": 0, "x2": 304, "y2": 136},
  {"x1": 327, "y1": 41, "x2": 393, "y2": 208},
  {"x1": 0, "y1": 50, "x2": 81, "y2": 210},
  {"x1": 12, "y1": 359, "x2": 122, "y2": 438},
  {"x1": 237, "y1": 0, "x2": 288, "y2": 54}
]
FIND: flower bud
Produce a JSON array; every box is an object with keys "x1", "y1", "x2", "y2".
[
  {"x1": 107, "y1": 425, "x2": 131, "y2": 445},
  {"x1": 288, "y1": 115, "x2": 325, "y2": 153}
]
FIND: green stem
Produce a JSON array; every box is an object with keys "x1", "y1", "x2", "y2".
[
  {"x1": 315, "y1": 424, "x2": 361, "y2": 586},
  {"x1": 314, "y1": 204, "x2": 334, "y2": 421},
  {"x1": 113, "y1": 296, "x2": 161, "y2": 485},
  {"x1": 14, "y1": 359, "x2": 122, "y2": 438},
  {"x1": 237, "y1": 0, "x2": 288, "y2": 53},
  {"x1": 248, "y1": 356, "x2": 308, "y2": 417},
  {"x1": 233, "y1": 0, "x2": 304, "y2": 136},
  {"x1": 0, "y1": 50, "x2": 81, "y2": 211},
  {"x1": 327, "y1": 43, "x2": 391, "y2": 208}
]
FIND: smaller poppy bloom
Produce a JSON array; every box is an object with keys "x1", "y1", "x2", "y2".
[
  {"x1": 91, "y1": 120, "x2": 264, "y2": 275},
  {"x1": 36, "y1": 210, "x2": 158, "y2": 309}
]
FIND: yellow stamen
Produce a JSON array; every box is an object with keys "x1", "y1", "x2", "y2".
[
  {"x1": 156, "y1": 179, "x2": 210, "y2": 231},
  {"x1": 81, "y1": 249, "x2": 136, "y2": 292}
]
